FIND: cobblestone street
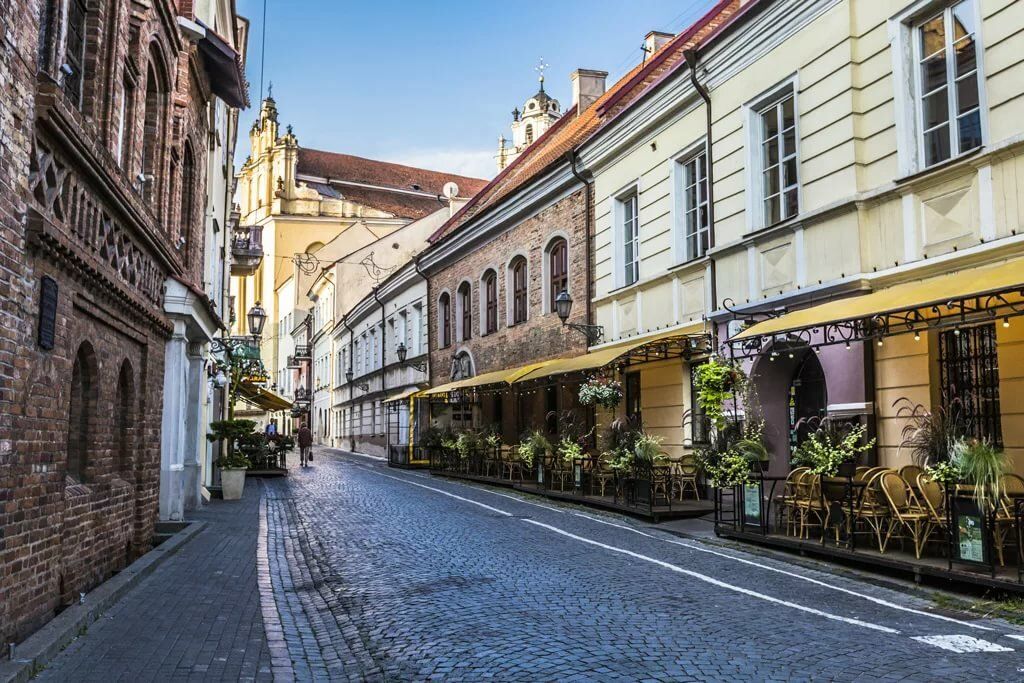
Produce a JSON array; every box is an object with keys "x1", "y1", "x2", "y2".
[{"x1": 38, "y1": 448, "x2": 1024, "y2": 681}]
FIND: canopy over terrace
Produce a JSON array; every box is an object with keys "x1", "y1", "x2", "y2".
[
  {"x1": 237, "y1": 381, "x2": 293, "y2": 412},
  {"x1": 727, "y1": 257, "x2": 1024, "y2": 356}
]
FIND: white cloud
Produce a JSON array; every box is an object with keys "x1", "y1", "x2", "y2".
[{"x1": 390, "y1": 148, "x2": 496, "y2": 182}]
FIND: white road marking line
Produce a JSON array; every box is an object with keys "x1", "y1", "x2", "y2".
[
  {"x1": 523, "y1": 519, "x2": 899, "y2": 634},
  {"x1": 363, "y1": 469, "x2": 513, "y2": 517},
  {"x1": 571, "y1": 512, "x2": 654, "y2": 536},
  {"x1": 334, "y1": 450, "x2": 386, "y2": 462},
  {"x1": 482, "y1": 490, "x2": 567, "y2": 513},
  {"x1": 1004, "y1": 634, "x2": 1024, "y2": 642},
  {"x1": 661, "y1": 539, "x2": 994, "y2": 632},
  {"x1": 911, "y1": 635, "x2": 1013, "y2": 652}
]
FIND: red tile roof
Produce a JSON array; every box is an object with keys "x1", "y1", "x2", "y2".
[
  {"x1": 428, "y1": 0, "x2": 742, "y2": 244},
  {"x1": 296, "y1": 149, "x2": 488, "y2": 220}
]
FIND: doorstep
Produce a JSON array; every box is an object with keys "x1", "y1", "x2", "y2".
[{"x1": 0, "y1": 521, "x2": 206, "y2": 683}]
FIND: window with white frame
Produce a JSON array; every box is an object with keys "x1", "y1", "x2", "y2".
[
  {"x1": 757, "y1": 87, "x2": 798, "y2": 226},
  {"x1": 680, "y1": 150, "x2": 709, "y2": 260},
  {"x1": 411, "y1": 303, "x2": 422, "y2": 355},
  {"x1": 619, "y1": 191, "x2": 640, "y2": 286},
  {"x1": 916, "y1": 1, "x2": 982, "y2": 167}
]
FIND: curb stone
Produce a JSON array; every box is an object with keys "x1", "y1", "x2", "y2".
[{"x1": 0, "y1": 520, "x2": 207, "y2": 683}]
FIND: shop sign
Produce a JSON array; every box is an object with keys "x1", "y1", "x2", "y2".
[
  {"x1": 953, "y1": 497, "x2": 988, "y2": 565},
  {"x1": 743, "y1": 482, "x2": 763, "y2": 529}
]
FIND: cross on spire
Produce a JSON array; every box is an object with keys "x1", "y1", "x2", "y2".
[
  {"x1": 267, "y1": 81, "x2": 273, "y2": 99},
  {"x1": 534, "y1": 57, "x2": 550, "y2": 90}
]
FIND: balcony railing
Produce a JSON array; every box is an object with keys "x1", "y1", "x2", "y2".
[{"x1": 230, "y1": 225, "x2": 263, "y2": 276}]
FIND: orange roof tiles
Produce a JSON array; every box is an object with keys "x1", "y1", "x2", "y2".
[{"x1": 429, "y1": 0, "x2": 743, "y2": 244}]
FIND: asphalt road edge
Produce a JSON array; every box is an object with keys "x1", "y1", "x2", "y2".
[{"x1": 0, "y1": 520, "x2": 207, "y2": 683}]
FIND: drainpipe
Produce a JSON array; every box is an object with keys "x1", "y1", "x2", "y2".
[
  {"x1": 342, "y1": 313, "x2": 355, "y2": 450},
  {"x1": 373, "y1": 286, "x2": 387, "y2": 457},
  {"x1": 566, "y1": 150, "x2": 593, "y2": 331},
  {"x1": 684, "y1": 49, "x2": 717, "y2": 341}
]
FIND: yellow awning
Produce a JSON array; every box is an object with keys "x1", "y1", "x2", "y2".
[
  {"x1": 420, "y1": 360, "x2": 554, "y2": 396},
  {"x1": 733, "y1": 257, "x2": 1024, "y2": 341},
  {"x1": 237, "y1": 381, "x2": 293, "y2": 411},
  {"x1": 515, "y1": 323, "x2": 707, "y2": 383},
  {"x1": 383, "y1": 387, "x2": 421, "y2": 403}
]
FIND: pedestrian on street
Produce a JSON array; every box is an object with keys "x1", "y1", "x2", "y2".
[
  {"x1": 297, "y1": 422, "x2": 313, "y2": 467},
  {"x1": 265, "y1": 420, "x2": 278, "y2": 436}
]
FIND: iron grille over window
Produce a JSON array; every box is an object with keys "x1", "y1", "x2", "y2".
[{"x1": 939, "y1": 323, "x2": 1002, "y2": 447}]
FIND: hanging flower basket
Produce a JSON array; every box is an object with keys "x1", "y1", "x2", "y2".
[{"x1": 579, "y1": 376, "x2": 624, "y2": 410}]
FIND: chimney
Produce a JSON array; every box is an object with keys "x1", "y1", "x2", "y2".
[
  {"x1": 643, "y1": 31, "x2": 674, "y2": 60},
  {"x1": 570, "y1": 69, "x2": 608, "y2": 114}
]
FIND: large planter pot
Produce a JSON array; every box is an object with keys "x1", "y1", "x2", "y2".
[
  {"x1": 221, "y1": 468, "x2": 247, "y2": 500},
  {"x1": 836, "y1": 460, "x2": 857, "y2": 478}
]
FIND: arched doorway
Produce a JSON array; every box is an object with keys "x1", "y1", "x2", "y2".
[{"x1": 787, "y1": 352, "x2": 828, "y2": 462}]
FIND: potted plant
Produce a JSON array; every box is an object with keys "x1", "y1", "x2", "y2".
[
  {"x1": 207, "y1": 419, "x2": 258, "y2": 500},
  {"x1": 693, "y1": 358, "x2": 746, "y2": 430},
  {"x1": 792, "y1": 420, "x2": 874, "y2": 477},
  {"x1": 894, "y1": 397, "x2": 965, "y2": 466},
  {"x1": 696, "y1": 445, "x2": 752, "y2": 488},
  {"x1": 734, "y1": 419, "x2": 769, "y2": 473},
  {"x1": 578, "y1": 375, "x2": 624, "y2": 410},
  {"x1": 517, "y1": 430, "x2": 551, "y2": 483},
  {"x1": 951, "y1": 438, "x2": 1006, "y2": 514}
]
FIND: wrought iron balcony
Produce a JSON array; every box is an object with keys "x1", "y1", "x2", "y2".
[{"x1": 230, "y1": 225, "x2": 263, "y2": 276}]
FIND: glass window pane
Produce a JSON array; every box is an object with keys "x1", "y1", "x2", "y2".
[
  {"x1": 686, "y1": 182, "x2": 697, "y2": 208},
  {"x1": 763, "y1": 139, "x2": 779, "y2": 166},
  {"x1": 781, "y1": 96, "x2": 795, "y2": 129},
  {"x1": 922, "y1": 88, "x2": 949, "y2": 129},
  {"x1": 765, "y1": 195, "x2": 780, "y2": 226},
  {"x1": 924, "y1": 125, "x2": 951, "y2": 165},
  {"x1": 954, "y1": 37, "x2": 976, "y2": 77},
  {"x1": 956, "y1": 74, "x2": 978, "y2": 114},
  {"x1": 761, "y1": 108, "x2": 778, "y2": 140},
  {"x1": 958, "y1": 110, "x2": 982, "y2": 152},
  {"x1": 783, "y1": 158, "x2": 798, "y2": 188},
  {"x1": 763, "y1": 167, "x2": 780, "y2": 195},
  {"x1": 952, "y1": 2, "x2": 975, "y2": 41},
  {"x1": 783, "y1": 128, "x2": 796, "y2": 156},
  {"x1": 784, "y1": 188, "x2": 799, "y2": 218},
  {"x1": 919, "y1": 15, "x2": 944, "y2": 58},
  {"x1": 921, "y1": 53, "x2": 947, "y2": 93}
]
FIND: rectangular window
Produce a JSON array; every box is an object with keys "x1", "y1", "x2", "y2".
[
  {"x1": 621, "y1": 193, "x2": 640, "y2": 286},
  {"x1": 485, "y1": 276, "x2": 497, "y2": 334},
  {"x1": 682, "y1": 152, "x2": 709, "y2": 260},
  {"x1": 441, "y1": 298, "x2": 451, "y2": 347},
  {"x1": 512, "y1": 261, "x2": 528, "y2": 324},
  {"x1": 938, "y1": 323, "x2": 1002, "y2": 447},
  {"x1": 916, "y1": 1, "x2": 981, "y2": 167},
  {"x1": 63, "y1": 0, "x2": 87, "y2": 108},
  {"x1": 759, "y1": 90, "x2": 798, "y2": 226}
]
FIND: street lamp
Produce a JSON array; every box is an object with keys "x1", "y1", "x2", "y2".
[
  {"x1": 396, "y1": 342, "x2": 428, "y2": 373},
  {"x1": 554, "y1": 290, "x2": 604, "y2": 345},
  {"x1": 345, "y1": 367, "x2": 368, "y2": 392},
  {"x1": 247, "y1": 302, "x2": 267, "y2": 338}
]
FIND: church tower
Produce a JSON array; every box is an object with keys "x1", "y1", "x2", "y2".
[{"x1": 496, "y1": 63, "x2": 561, "y2": 171}]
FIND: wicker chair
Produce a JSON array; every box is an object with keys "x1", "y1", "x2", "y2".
[
  {"x1": 775, "y1": 467, "x2": 808, "y2": 536},
  {"x1": 675, "y1": 454, "x2": 702, "y2": 501},
  {"x1": 794, "y1": 472, "x2": 824, "y2": 539},
  {"x1": 915, "y1": 472, "x2": 947, "y2": 533},
  {"x1": 880, "y1": 472, "x2": 933, "y2": 559},
  {"x1": 994, "y1": 473, "x2": 1024, "y2": 566},
  {"x1": 855, "y1": 470, "x2": 891, "y2": 552}
]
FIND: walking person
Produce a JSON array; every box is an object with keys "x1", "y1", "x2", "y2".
[{"x1": 297, "y1": 422, "x2": 313, "y2": 467}]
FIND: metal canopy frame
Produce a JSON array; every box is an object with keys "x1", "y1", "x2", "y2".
[{"x1": 724, "y1": 288, "x2": 1024, "y2": 360}]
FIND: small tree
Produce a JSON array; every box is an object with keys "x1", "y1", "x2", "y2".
[{"x1": 208, "y1": 419, "x2": 258, "y2": 469}]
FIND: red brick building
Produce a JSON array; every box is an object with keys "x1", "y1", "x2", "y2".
[{"x1": 0, "y1": 0, "x2": 244, "y2": 648}]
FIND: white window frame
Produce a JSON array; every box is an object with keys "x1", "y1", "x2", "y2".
[
  {"x1": 411, "y1": 303, "x2": 423, "y2": 355},
  {"x1": 671, "y1": 139, "x2": 710, "y2": 264},
  {"x1": 743, "y1": 76, "x2": 800, "y2": 233},
  {"x1": 890, "y1": 0, "x2": 987, "y2": 176},
  {"x1": 611, "y1": 183, "x2": 641, "y2": 289}
]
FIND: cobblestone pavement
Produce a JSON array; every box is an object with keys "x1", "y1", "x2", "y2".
[
  {"x1": 258, "y1": 449, "x2": 1024, "y2": 681},
  {"x1": 34, "y1": 448, "x2": 1024, "y2": 681},
  {"x1": 37, "y1": 480, "x2": 272, "y2": 682}
]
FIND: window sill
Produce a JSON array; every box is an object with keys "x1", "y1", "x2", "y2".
[{"x1": 894, "y1": 146, "x2": 984, "y2": 186}]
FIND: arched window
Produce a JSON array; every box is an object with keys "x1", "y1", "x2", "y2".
[
  {"x1": 482, "y1": 270, "x2": 497, "y2": 335},
  {"x1": 525, "y1": 124, "x2": 534, "y2": 145},
  {"x1": 116, "y1": 360, "x2": 135, "y2": 475},
  {"x1": 510, "y1": 256, "x2": 528, "y2": 325},
  {"x1": 547, "y1": 238, "x2": 568, "y2": 313},
  {"x1": 457, "y1": 282, "x2": 472, "y2": 342},
  {"x1": 62, "y1": 0, "x2": 88, "y2": 107},
  {"x1": 180, "y1": 143, "x2": 196, "y2": 256},
  {"x1": 439, "y1": 292, "x2": 451, "y2": 348},
  {"x1": 67, "y1": 342, "x2": 97, "y2": 482},
  {"x1": 141, "y1": 49, "x2": 168, "y2": 211}
]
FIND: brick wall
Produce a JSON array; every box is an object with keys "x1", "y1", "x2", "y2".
[
  {"x1": 427, "y1": 188, "x2": 590, "y2": 381},
  {"x1": 0, "y1": 0, "x2": 214, "y2": 648}
]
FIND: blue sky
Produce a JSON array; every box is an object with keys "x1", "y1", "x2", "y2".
[{"x1": 236, "y1": 0, "x2": 716, "y2": 180}]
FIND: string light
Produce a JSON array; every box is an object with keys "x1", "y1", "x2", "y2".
[
  {"x1": 953, "y1": 328, "x2": 961, "y2": 336},
  {"x1": 1004, "y1": 317, "x2": 1011, "y2": 328},
  {"x1": 876, "y1": 338, "x2": 884, "y2": 347},
  {"x1": 913, "y1": 331, "x2": 921, "y2": 341},
  {"x1": 844, "y1": 342, "x2": 851, "y2": 350}
]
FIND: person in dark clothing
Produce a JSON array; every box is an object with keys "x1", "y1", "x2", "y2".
[{"x1": 297, "y1": 423, "x2": 313, "y2": 467}]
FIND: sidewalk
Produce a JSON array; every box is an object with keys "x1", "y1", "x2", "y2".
[{"x1": 36, "y1": 481, "x2": 272, "y2": 682}]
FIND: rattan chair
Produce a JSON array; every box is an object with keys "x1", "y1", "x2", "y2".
[
  {"x1": 994, "y1": 473, "x2": 1024, "y2": 566},
  {"x1": 675, "y1": 454, "x2": 702, "y2": 501},
  {"x1": 880, "y1": 472, "x2": 933, "y2": 558},
  {"x1": 899, "y1": 465, "x2": 925, "y2": 493},
  {"x1": 915, "y1": 472, "x2": 947, "y2": 533},
  {"x1": 775, "y1": 467, "x2": 808, "y2": 536},
  {"x1": 795, "y1": 472, "x2": 825, "y2": 539},
  {"x1": 855, "y1": 470, "x2": 891, "y2": 552}
]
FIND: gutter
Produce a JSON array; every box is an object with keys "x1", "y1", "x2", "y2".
[
  {"x1": 372, "y1": 286, "x2": 388, "y2": 456},
  {"x1": 414, "y1": 255, "x2": 430, "y2": 383},
  {"x1": 342, "y1": 313, "x2": 355, "y2": 448},
  {"x1": 683, "y1": 49, "x2": 717, "y2": 332},
  {"x1": 566, "y1": 150, "x2": 594, "y2": 331}
]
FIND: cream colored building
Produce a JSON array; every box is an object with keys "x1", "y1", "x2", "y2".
[
  {"x1": 231, "y1": 96, "x2": 485, "y2": 423},
  {"x1": 584, "y1": 0, "x2": 1024, "y2": 474}
]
